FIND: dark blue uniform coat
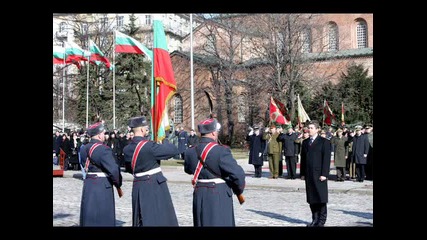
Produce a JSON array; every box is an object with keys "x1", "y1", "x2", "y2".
[
  {"x1": 300, "y1": 136, "x2": 331, "y2": 204},
  {"x1": 246, "y1": 133, "x2": 265, "y2": 166},
  {"x1": 177, "y1": 130, "x2": 188, "y2": 154},
  {"x1": 79, "y1": 139, "x2": 123, "y2": 226},
  {"x1": 123, "y1": 136, "x2": 180, "y2": 226},
  {"x1": 184, "y1": 137, "x2": 246, "y2": 226}
]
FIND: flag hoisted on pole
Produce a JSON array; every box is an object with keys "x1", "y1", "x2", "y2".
[
  {"x1": 89, "y1": 39, "x2": 113, "y2": 127},
  {"x1": 297, "y1": 94, "x2": 310, "y2": 128},
  {"x1": 152, "y1": 19, "x2": 177, "y2": 142},
  {"x1": 115, "y1": 30, "x2": 153, "y2": 131},
  {"x1": 115, "y1": 30, "x2": 153, "y2": 60},
  {"x1": 64, "y1": 41, "x2": 89, "y2": 69},
  {"x1": 272, "y1": 97, "x2": 292, "y2": 126},
  {"x1": 89, "y1": 40, "x2": 112, "y2": 69},
  {"x1": 269, "y1": 97, "x2": 289, "y2": 125},
  {"x1": 53, "y1": 46, "x2": 65, "y2": 64},
  {"x1": 54, "y1": 45, "x2": 66, "y2": 132}
]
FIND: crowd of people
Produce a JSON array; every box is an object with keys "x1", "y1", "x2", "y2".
[
  {"x1": 53, "y1": 118, "x2": 372, "y2": 227},
  {"x1": 245, "y1": 122, "x2": 373, "y2": 182}
]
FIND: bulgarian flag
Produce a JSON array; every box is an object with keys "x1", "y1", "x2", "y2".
[
  {"x1": 64, "y1": 41, "x2": 89, "y2": 69},
  {"x1": 152, "y1": 20, "x2": 177, "y2": 142},
  {"x1": 89, "y1": 40, "x2": 112, "y2": 70},
  {"x1": 53, "y1": 46, "x2": 65, "y2": 64},
  {"x1": 115, "y1": 30, "x2": 153, "y2": 61}
]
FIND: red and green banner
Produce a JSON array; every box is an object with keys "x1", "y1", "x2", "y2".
[
  {"x1": 152, "y1": 20, "x2": 177, "y2": 142},
  {"x1": 115, "y1": 30, "x2": 153, "y2": 60},
  {"x1": 89, "y1": 40, "x2": 112, "y2": 70}
]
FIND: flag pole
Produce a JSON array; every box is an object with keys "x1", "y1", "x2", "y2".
[
  {"x1": 86, "y1": 39, "x2": 90, "y2": 128},
  {"x1": 322, "y1": 99, "x2": 325, "y2": 128},
  {"x1": 113, "y1": 31, "x2": 116, "y2": 129},
  {"x1": 151, "y1": 23, "x2": 155, "y2": 141},
  {"x1": 190, "y1": 13, "x2": 195, "y2": 130},
  {"x1": 62, "y1": 42, "x2": 66, "y2": 132}
]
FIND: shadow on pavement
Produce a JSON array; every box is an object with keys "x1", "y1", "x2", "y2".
[
  {"x1": 336, "y1": 209, "x2": 373, "y2": 219},
  {"x1": 356, "y1": 221, "x2": 373, "y2": 226},
  {"x1": 53, "y1": 213, "x2": 73, "y2": 219},
  {"x1": 246, "y1": 209, "x2": 307, "y2": 224},
  {"x1": 116, "y1": 219, "x2": 127, "y2": 226}
]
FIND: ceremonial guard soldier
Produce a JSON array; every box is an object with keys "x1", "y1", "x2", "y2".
[
  {"x1": 123, "y1": 116, "x2": 180, "y2": 226},
  {"x1": 79, "y1": 122, "x2": 123, "y2": 226},
  {"x1": 184, "y1": 118, "x2": 246, "y2": 226}
]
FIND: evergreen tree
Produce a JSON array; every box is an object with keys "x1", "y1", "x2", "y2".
[
  {"x1": 336, "y1": 63, "x2": 373, "y2": 125},
  {"x1": 114, "y1": 14, "x2": 152, "y2": 131}
]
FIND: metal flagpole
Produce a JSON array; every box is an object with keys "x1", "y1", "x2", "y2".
[
  {"x1": 190, "y1": 14, "x2": 195, "y2": 130},
  {"x1": 86, "y1": 39, "x2": 90, "y2": 128},
  {"x1": 322, "y1": 99, "x2": 325, "y2": 128},
  {"x1": 113, "y1": 31, "x2": 116, "y2": 129},
  {"x1": 62, "y1": 42, "x2": 66, "y2": 132}
]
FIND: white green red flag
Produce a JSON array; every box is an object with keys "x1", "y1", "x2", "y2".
[
  {"x1": 64, "y1": 41, "x2": 89, "y2": 69},
  {"x1": 89, "y1": 40, "x2": 112, "y2": 70},
  {"x1": 53, "y1": 46, "x2": 65, "y2": 64},
  {"x1": 115, "y1": 30, "x2": 153, "y2": 61},
  {"x1": 152, "y1": 20, "x2": 177, "y2": 142}
]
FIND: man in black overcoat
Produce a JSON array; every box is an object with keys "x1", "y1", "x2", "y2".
[{"x1": 300, "y1": 120, "x2": 331, "y2": 227}]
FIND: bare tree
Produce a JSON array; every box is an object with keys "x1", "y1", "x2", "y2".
[
  {"x1": 247, "y1": 14, "x2": 344, "y2": 122},
  {"x1": 195, "y1": 14, "x2": 251, "y2": 145}
]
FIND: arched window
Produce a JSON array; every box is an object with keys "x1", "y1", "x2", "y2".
[
  {"x1": 301, "y1": 27, "x2": 312, "y2": 53},
  {"x1": 174, "y1": 94, "x2": 183, "y2": 124},
  {"x1": 328, "y1": 22, "x2": 339, "y2": 51},
  {"x1": 59, "y1": 22, "x2": 67, "y2": 32},
  {"x1": 356, "y1": 19, "x2": 368, "y2": 48}
]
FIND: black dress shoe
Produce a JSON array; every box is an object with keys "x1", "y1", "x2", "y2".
[{"x1": 306, "y1": 221, "x2": 317, "y2": 227}]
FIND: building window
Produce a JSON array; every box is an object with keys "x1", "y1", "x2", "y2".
[
  {"x1": 100, "y1": 16, "x2": 108, "y2": 30},
  {"x1": 356, "y1": 20, "x2": 368, "y2": 48},
  {"x1": 237, "y1": 95, "x2": 246, "y2": 123},
  {"x1": 328, "y1": 22, "x2": 339, "y2": 51},
  {"x1": 59, "y1": 22, "x2": 67, "y2": 32},
  {"x1": 82, "y1": 23, "x2": 88, "y2": 34},
  {"x1": 301, "y1": 28, "x2": 312, "y2": 53},
  {"x1": 145, "y1": 15, "x2": 151, "y2": 25},
  {"x1": 116, "y1": 16, "x2": 124, "y2": 28},
  {"x1": 174, "y1": 94, "x2": 183, "y2": 124}
]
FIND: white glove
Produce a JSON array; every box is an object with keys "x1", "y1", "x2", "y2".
[
  {"x1": 249, "y1": 130, "x2": 254, "y2": 136},
  {"x1": 259, "y1": 153, "x2": 262, "y2": 157}
]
